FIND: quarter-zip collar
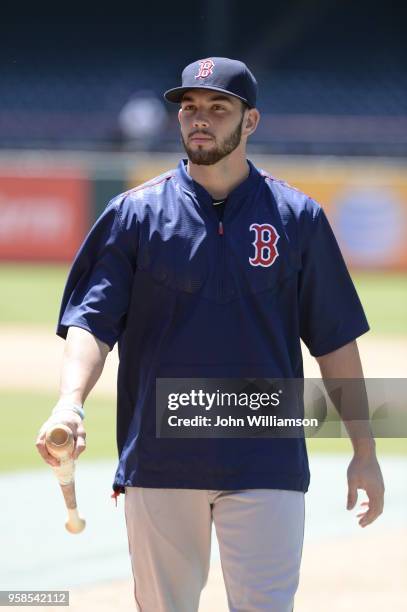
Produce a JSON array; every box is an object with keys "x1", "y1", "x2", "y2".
[{"x1": 175, "y1": 158, "x2": 262, "y2": 219}]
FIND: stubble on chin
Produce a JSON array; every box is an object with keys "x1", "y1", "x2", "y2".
[
  {"x1": 180, "y1": 116, "x2": 244, "y2": 166},
  {"x1": 181, "y1": 138, "x2": 221, "y2": 166}
]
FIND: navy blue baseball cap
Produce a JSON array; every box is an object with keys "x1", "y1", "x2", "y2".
[{"x1": 164, "y1": 57, "x2": 258, "y2": 109}]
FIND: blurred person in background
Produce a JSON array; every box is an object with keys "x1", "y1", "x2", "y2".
[{"x1": 116, "y1": 90, "x2": 168, "y2": 150}]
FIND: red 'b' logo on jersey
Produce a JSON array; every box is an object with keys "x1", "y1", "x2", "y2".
[
  {"x1": 195, "y1": 59, "x2": 215, "y2": 79},
  {"x1": 249, "y1": 223, "x2": 280, "y2": 267}
]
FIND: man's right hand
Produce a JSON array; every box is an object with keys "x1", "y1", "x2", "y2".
[
  {"x1": 35, "y1": 408, "x2": 86, "y2": 467},
  {"x1": 35, "y1": 326, "x2": 108, "y2": 468}
]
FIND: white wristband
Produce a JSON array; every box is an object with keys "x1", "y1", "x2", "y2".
[{"x1": 52, "y1": 401, "x2": 85, "y2": 420}]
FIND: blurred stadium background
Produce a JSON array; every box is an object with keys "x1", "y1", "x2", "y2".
[{"x1": 0, "y1": 1, "x2": 406, "y2": 610}]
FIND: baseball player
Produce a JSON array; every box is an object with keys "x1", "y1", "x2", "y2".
[{"x1": 36, "y1": 58, "x2": 385, "y2": 612}]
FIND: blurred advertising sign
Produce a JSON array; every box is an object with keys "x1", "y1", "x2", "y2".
[
  {"x1": 0, "y1": 173, "x2": 89, "y2": 261},
  {"x1": 331, "y1": 186, "x2": 406, "y2": 268}
]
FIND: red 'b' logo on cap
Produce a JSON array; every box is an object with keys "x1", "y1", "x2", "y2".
[
  {"x1": 249, "y1": 223, "x2": 280, "y2": 267},
  {"x1": 195, "y1": 59, "x2": 215, "y2": 79}
]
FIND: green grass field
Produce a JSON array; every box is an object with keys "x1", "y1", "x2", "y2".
[
  {"x1": 0, "y1": 264, "x2": 69, "y2": 325},
  {"x1": 1, "y1": 264, "x2": 406, "y2": 333},
  {"x1": 0, "y1": 264, "x2": 406, "y2": 472},
  {"x1": 354, "y1": 272, "x2": 407, "y2": 334}
]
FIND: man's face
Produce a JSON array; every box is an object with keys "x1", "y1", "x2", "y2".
[{"x1": 178, "y1": 89, "x2": 247, "y2": 165}]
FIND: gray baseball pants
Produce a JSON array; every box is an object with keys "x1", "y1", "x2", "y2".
[{"x1": 124, "y1": 487, "x2": 305, "y2": 612}]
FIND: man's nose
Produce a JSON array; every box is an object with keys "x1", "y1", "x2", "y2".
[{"x1": 193, "y1": 112, "x2": 209, "y2": 128}]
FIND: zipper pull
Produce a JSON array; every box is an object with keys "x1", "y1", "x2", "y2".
[{"x1": 218, "y1": 220, "x2": 224, "y2": 236}]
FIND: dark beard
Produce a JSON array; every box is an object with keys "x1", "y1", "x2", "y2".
[{"x1": 181, "y1": 115, "x2": 244, "y2": 165}]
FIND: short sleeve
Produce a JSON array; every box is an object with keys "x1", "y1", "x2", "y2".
[
  {"x1": 56, "y1": 196, "x2": 138, "y2": 350},
  {"x1": 298, "y1": 203, "x2": 369, "y2": 357}
]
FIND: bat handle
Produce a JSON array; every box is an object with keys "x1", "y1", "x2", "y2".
[
  {"x1": 52, "y1": 458, "x2": 75, "y2": 485},
  {"x1": 50, "y1": 461, "x2": 86, "y2": 533}
]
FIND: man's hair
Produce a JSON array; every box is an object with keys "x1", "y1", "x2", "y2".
[{"x1": 240, "y1": 100, "x2": 250, "y2": 114}]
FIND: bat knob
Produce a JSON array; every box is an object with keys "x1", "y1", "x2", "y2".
[{"x1": 65, "y1": 508, "x2": 86, "y2": 534}]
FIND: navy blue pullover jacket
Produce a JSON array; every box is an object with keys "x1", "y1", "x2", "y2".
[{"x1": 57, "y1": 159, "x2": 369, "y2": 493}]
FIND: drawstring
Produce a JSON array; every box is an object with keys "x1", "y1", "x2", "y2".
[{"x1": 111, "y1": 489, "x2": 121, "y2": 507}]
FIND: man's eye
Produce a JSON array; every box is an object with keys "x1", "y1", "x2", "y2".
[
  {"x1": 213, "y1": 105, "x2": 225, "y2": 111},
  {"x1": 183, "y1": 105, "x2": 194, "y2": 111}
]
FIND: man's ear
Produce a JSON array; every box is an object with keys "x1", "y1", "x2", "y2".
[
  {"x1": 178, "y1": 108, "x2": 182, "y2": 123},
  {"x1": 244, "y1": 108, "x2": 260, "y2": 136}
]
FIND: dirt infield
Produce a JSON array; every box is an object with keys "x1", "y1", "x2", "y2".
[
  {"x1": 42, "y1": 529, "x2": 406, "y2": 611},
  {"x1": 0, "y1": 326, "x2": 406, "y2": 394}
]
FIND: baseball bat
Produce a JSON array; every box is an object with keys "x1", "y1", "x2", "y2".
[{"x1": 45, "y1": 424, "x2": 86, "y2": 534}]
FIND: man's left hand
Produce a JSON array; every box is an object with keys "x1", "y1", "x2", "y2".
[{"x1": 346, "y1": 453, "x2": 385, "y2": 527}]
